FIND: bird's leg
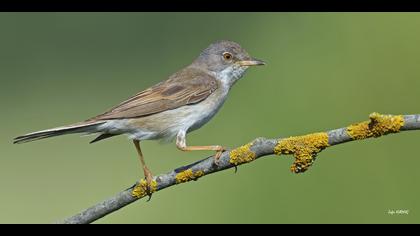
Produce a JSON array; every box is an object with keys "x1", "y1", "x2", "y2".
[
  {"x1": 133, "y1": 140, "x2": 154, "y2": 198},
  {"x1": 176, "y1": 130, "x2": 226, "y2": 164}
]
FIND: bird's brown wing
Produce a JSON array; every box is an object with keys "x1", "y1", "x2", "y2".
[{"x1": 88, "y1": 69, "x2": 218, "y2": 121}]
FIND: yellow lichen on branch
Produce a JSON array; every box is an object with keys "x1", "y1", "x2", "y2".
[
  {"x1": 274, "y1": 132, "x2": 329, "y2": 173},
  {"x1": 347, "y1": 112, "x2": 404, "y2": 140},
  {"x1": 175, "y1": 169, "x2": 204, "y2": 184},
  {"x1": 229, "y1": 142, "x2": 256, "y2": 166},
  {"x1": 132, "y1": 179, "x2": 158, "y2": 198}
]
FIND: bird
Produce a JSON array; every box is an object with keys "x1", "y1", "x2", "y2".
[{"x1": 13, "y1": 40, "x2": 265, "y2": 195}]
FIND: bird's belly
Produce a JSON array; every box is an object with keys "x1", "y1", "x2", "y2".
[
  {"x1": 182, "y1": 95, "x2": 226, "y2": 132},
  {"x1": 124, "y1": 88, "x2": 229, "y2": 141}
]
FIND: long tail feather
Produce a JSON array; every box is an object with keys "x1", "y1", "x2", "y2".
[
  {"x1": 89, "y1": 133, "x2": 119, "y2": 144},
  {"x1": 13, "y1": 121, "x2": 105, "y2": 144}
]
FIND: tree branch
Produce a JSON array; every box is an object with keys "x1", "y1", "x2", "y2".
[{"x1": 58, "y1": 113, "x2": 420, "y2": 224}]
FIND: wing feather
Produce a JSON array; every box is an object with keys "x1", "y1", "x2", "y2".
[{"x1": 88, "y1": 68, "x2": 218, "y2": 120}]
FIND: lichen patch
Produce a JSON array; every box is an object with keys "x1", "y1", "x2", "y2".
[
  {"x1": 131, "y1": 179, "x2": 158, "y2": 198},
  {"x1": 175, "y1": 169, "x2": 205, "y2": 184},
  {"x1": 274, "y1": 132, "x2": 329, "y2": 173},
  {"x1": 229, "y1": 142, "x2": 256, "y2": 166},
  {"x1": 347, "y1": 112, "x2": 404, "y2": 140}
]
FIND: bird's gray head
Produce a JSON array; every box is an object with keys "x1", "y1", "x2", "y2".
[{"x1": 193, "y1": 40, "x2": 265, "y2": 86}]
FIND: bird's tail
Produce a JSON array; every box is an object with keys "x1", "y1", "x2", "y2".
[{"x1": 13, "y1": 121, "x2": 105, "y2": 144}]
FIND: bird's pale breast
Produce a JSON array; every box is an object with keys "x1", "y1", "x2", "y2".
[{"x1": 101, "y1": 80, "x2": 230, "y2": 142}]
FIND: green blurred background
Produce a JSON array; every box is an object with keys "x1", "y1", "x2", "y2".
[{"x1": 1, "y1": 13, "x2": 420, "y2": 224}]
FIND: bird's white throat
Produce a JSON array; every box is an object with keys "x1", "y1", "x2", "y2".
[{"x1": 216, "y1": 65, "x2": 248, "y2": 88}]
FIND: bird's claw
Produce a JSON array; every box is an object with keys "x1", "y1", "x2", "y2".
[
  {"x1": 213, "y1": 147, "x2": 226, "y2": 166},
  {"x1": 143, "y1": 167, "x2": 154, "y2": 201},
  {"x1": 146, "y1": 194, "x2": 153, "y2": 202}
]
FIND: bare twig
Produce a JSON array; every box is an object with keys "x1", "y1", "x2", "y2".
[{"x1": 58, "y1": 113, "x2": 420, "y2": 224}]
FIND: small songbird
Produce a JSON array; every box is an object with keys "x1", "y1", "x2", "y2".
[{"x1": 13, "y1": 40, "x2": 265, "y2": 194}]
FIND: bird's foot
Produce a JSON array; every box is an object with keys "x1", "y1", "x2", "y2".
[
  {"x1": 213, "y1": 146, "x2": 226, "y2": 165},
  {"x1": 143, "y1": 166, "x2": 154, "y2": 201}
]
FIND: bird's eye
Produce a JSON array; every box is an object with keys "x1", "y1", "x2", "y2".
[{"x1": 223, "y1": 52, "x2": 233, "y2": 60}]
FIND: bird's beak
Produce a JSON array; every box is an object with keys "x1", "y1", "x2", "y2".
[{"x1": 237, "y1": 58, "x2": 266, "y2": 66}]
